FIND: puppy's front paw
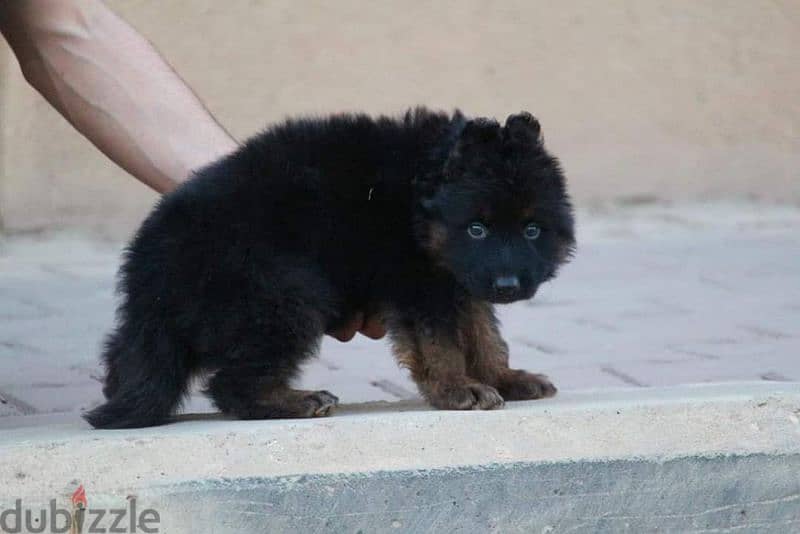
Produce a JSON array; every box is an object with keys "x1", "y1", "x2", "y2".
[
  {"x1": 305, "y1": 390, "x2": 340, "y2": 417},
  {"x1": 496, "y1": 369, "x2": 557, "y2": 401},
  {"x1": 426, "y1": 381, "x2": 504, "y2": 410}
]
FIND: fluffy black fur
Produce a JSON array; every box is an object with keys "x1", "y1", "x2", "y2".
[{"x1": 85, "y1": 108, "x2": 575, "y2": 428}]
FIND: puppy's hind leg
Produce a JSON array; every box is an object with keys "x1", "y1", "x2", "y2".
[
  {"x1": 205, "y1": 273, "x2": 339, "y2": 420},
  {"x1": 208, "y1": 368, "x2": 339, "y2": 419},
  {"x1": 85, "y1": 324, "x2": 191, "y2": 429}
]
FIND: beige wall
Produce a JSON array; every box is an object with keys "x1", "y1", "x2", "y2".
[{"x1": 1, "y1": 1, "x2": 799, "y2": 238}]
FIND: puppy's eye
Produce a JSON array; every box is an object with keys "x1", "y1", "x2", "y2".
[
  {"x1": 523, "y1": 223, "x2": 541, "y2": 240},
  {"x1": 467, "y1": 222, "x2": 488, "y2": 239}
]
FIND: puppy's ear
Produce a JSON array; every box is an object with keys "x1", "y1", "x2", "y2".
[
  {"x1": 504, "y1": 112, "x2": 542, "y2": 146},
  {"x1": 441, "y1": 117, "x2": 501, "y2": 186},
  {"x1": 412, "y1": 170, "x2": 444, "y2": 214},
  {"x1": 458, "y1": 118, "x2": 502, "y2": 147}
]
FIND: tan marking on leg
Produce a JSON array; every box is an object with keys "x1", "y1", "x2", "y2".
[
  {"x1": 461, "y1": 300, "x2": 557, "y2": 400},
  {"x1": 461, "y1": 301, "x2": 510, "y2": 384},
  {"x1": 256, "y1": 387, "x2": 339, "y2": 418},
  {"x1": 387, "y1": 320, "x2": 466, "y2": 387},
  {"x1": 386, "y1": 311, "x2": 502, "y2": 410}
]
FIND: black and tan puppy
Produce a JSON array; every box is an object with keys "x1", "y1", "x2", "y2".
[{"x1": 85, "y1": 108, "x2": 575, "y2": 429}]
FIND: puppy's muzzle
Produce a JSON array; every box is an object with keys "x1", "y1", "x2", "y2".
[{"x1": 493, "y1": 275, "x2": 521, "y2": 299}]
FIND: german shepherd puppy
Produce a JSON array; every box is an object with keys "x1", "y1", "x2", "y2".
[{"x1": 85, "y1": 108, "x2": 575, "y2": 428}]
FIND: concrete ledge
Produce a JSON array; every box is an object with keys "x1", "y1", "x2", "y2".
[{"x1": 1, "y1": 383, "x2": 799, "y2": 532}]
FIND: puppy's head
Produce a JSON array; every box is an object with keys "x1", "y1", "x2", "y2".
[{"x1": 417, "y1": 112, "x2": 575, "y2": 303}]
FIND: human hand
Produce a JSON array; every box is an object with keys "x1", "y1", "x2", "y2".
[{"x1": 328, "y1": 311, "x2": 386, "y2": 341}]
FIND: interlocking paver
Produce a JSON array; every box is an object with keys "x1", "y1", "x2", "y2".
[{"x1": 0, "y1": 203, "x2": 797, "y2": 428}]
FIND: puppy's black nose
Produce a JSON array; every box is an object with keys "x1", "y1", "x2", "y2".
[{"x1": 494, "y1": 275, "x2": 520, "y2": 292}]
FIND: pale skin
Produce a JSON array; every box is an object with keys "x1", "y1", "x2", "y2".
[{"x1": 0, "y1": 0, "x2": 385, "y2": 341}]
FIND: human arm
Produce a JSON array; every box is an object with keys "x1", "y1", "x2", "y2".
[{"x1": 0, "y1": 0, "x2": 237, "y2": 193}]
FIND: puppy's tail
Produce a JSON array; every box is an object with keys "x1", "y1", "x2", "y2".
[
  {"x1": 84, "y1": 330, "x2": 190, "y2": 429},
  {"x1": 84, "y1": 373, "x2": 187, "y2": 429}
]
